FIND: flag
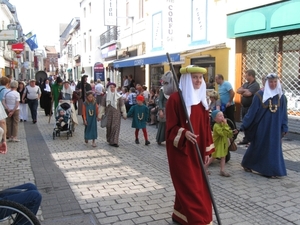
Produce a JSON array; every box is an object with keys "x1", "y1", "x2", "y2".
[{"x1": 25, "y1": 34, "x2": 38, "y2": 51}]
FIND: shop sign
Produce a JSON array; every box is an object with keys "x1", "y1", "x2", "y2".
[
  {"x1": 94, "y1": 62, "x2": 105, "y2": 81},
  {"x1": 0, "y1": 30, "x2": 18, "y2": 41}
]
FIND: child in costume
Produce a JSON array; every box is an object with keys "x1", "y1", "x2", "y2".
[
  {"x1": 82, "y1": 91, "x2": 100, "y2": 147},
  {"x1": 127, "y1": 95, "x2": 150, "y2": 145},
  {"x1": 205, "y1": 110, "x2": 238, "y2": 177}
]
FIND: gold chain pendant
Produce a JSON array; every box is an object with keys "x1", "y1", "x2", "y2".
[
  {"x1": 268, "y1": 99, "x2": 278, "y2": 113},
  {"x1": 137, "y1": 113, "x2": 144, "y2": 121}
]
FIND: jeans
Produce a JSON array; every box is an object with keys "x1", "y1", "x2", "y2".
[
  {"x1": 27, "y1": 99, "x2": 38, "y2": 121},
  {"x1": 0, "y1": 183, "x2": 42, "y2": 224}
]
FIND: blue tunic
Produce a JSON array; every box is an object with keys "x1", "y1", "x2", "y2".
[
  {"x1": 127, "y1": 104, "x2": 149, "y2": 129},
  {"x1": 84, "y1": 102, "x2": 98, "y2": 140},
  {"x1": 241, "y1": 90, "x2": 288, "y2": 177}
]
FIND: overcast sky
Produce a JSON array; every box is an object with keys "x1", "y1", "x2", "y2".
[{"x1": 10, "y1": 0, "x2": 80, "y2": 48}]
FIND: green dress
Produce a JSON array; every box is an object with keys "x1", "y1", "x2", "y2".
[
  {"x1": 52, "y1": 82, "x2": 62, "y2": 110},
  {"x1": 212, "y1": 122, "x2": 233, "y2": 158}
]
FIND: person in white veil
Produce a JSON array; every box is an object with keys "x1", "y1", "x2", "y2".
[
  {"x1": 165, "y1": 66, "x2": 215, "y2": 225},
  {"x1": 240, "y1": 73, "x2": 288, "y2": 178},
  {"x1": 99, "y1": 83, "x2": 127, "y2": 147}
]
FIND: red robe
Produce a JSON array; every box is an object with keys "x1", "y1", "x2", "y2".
[{"x1": 166, "y1": 92, "x2": 215, "y2": 225}]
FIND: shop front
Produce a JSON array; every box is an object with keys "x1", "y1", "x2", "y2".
[
  {"x1": 113, "y1": 52, "x2": 181, "y2": 89},
  {"x1": 227, "y1": 0, "x2": 300, "y2": 131}
]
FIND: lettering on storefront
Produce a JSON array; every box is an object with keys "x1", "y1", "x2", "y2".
[
  {"x1": 167, "y1": 3, "x2": 174, "y2": 42},
  {"x1": 134, "y1": 59, "x2": 144, "y2": 66},
  {"x1": 195, "y1": 7, "x2": 203, "y2": 30}
]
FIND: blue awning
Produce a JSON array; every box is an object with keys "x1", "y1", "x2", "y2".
[{"x1": 113, "y1": 52, "x2": 180, "y2": 68}]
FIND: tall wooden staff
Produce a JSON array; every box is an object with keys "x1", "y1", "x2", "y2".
[{"x1": 166, "y1": 53, "x2": 222, "y2": 225}]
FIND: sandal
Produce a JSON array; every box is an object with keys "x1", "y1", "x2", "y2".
[
  {"x1": 92, "y1": 143, "x2": 97, "y2": 147},
  {"x1": 85, "y1": 140, "x2": 88, "y2": 143},
  {"x1": 220, "y1": 171, "x2": 231, "y2": 177}
]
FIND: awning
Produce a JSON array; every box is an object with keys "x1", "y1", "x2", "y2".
[{"x1": 113, "y1": 52, "x2": 180, "y2": 68}]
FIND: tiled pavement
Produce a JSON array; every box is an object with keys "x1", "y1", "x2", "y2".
[{"x1": 1, "y1": 107, "x2": 300, "y2": 225}]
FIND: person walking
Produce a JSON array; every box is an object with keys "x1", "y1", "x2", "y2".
[
  {"x1": 95, "y1": 79, "x2": 105, "y2": 105},
  {"x1": 22, "y1": 79, "x2": 41, "y2": 124},
  {"x1": 156, "y1": 87, "x2": 168, "y2": 145},
  {"x1": 165, "y1": 66, "x2": 215, "y2": 224},
  {"x1": 215, "y1": 74, "x2": 236, "y2": 126},
  {"x1": 205, "y1": 110, "x2": 238, "y2": 177},
  {"x1": 82, "y1": 91, "x2": 99, "y2": 147},
  {"x1": 99, "y1": 83, "x2": 127, "y2": 147},
  {"x1": 240, "y1": 73, "x2": 288, "y2": 178},
  {"x1": 51, "y1": 76, "x2": 63, "y2": 111},
  {"x1": 236, "y1": 69, "x2": 260, "y2": 145},
  {"x1": 0, "y1": 76, "x2": 9, "y2": 144},
  {"x1": 17, "y1": 81, "x2": 28, "y2": 122},
  {"x1": 76, "y1": 75, "x2": 92, "y2": 116},
  {"x1": 40, "y1": 78, "x2": 52, "y2": 116},
  {"x1": 127, "y1": 95, "x2": 150, "y2": 145},
  {"x1": 2, "y1": 80, "x2": 20, "y2": 142}
]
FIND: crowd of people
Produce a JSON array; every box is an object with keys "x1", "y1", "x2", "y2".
[{"x1": 0, "y1": 66, "x2": 289, "y2": 224}]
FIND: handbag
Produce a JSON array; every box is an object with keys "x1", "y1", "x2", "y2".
[
  {"x1": 228, "y1": 140, "x2": 237, "y2": 151},
  {"x1": 100, "y1": 114, "x2": 107, "y2": 128}
]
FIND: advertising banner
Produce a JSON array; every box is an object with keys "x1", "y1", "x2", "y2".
[{"x1": 94, "y1": 62, "x2": 105, "y2": 81}]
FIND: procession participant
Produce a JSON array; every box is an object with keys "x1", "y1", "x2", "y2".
[{"x1": 166, "y1": 65, "x2": 215, "y2": 224}]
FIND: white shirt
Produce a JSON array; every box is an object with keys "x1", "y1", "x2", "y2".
[
  {"x1": 24, "y1": 85, "x2": 41, "y2": 100},
  {"x1": 3, "y1": 90, "x2": 20, "y2": 110},
  {"x1": 95, "y1": 83, "x2": 104, "y2": 95}
]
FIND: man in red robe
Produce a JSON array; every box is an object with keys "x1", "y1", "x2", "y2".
[{"x1": 165, "y1": 66, "x2": 215, "y2": 225}]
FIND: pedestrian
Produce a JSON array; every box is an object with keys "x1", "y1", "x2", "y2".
[
  {"x1": 165, "y1": 66, "x2": 215, "y2": 224},
  {"x1": 0, "y1": 102, "x2": 7, "y2": 154},
  {"x1": 0, "y1": 76, "x2": 9, "y2": 144},
  {"x1": 236, "y1": 69, "x2": 260, "y2": 145},
  {"x1": 99, "y1": 83, "x2": 127, "y2": 147},
  {"x1": 2, "y1": 80, "x2": 20, "y2": 142},
  {"x1": 106, "y1": 77, "x2": 111, "y2": 89},
  {"x1": 0, "y1": 183, "x2": 42, "y2": 222},
  {"x1": 127, "y1": 95, "x2": 150, "y2": 145},
  {"x1": 51, "y1": 76, "x2": 63, "y2": 110},
  {"x1": 76, "y1": 75, "x2": 92, "y2": 116},
  {"x1": 125, "y1": 87, "x2": 137, "y2": 112},
  {"x1": 17, "y1": 81, "x2": 28, "y2": 122},
  {"x1": 82, "y1": 91, "x2": 99, "y2": 147},
  {"x1": 95, "y1": 79, "x2": 104, "y2": 105},
  {"x1": 40, "y1": 78, "x2": 52, "y2": 116},
  {"x1": 156, "y1": 87, "x2": 168, "y2": 145},
  {"x1": 205, "y1": 110, "x2": 238, "y2": 177},
  {"x1": 215, "y1": 74, "x2": 236, "y2": 126},
  {"x1": 123, "y1": 75, "x2": 129, "y2": 89},
  {"x1": 22, "y1": 79, "x2": 41, "y2": 124},
  {"x1": 128, "y1": 74, "x2": 135, "y2": 88},
  {"x1": 208, "y1": 90, "x2": 221, "y2": 111},
  {"x1": 240, "y1": 73, "x2": 288, "y2": 178}
]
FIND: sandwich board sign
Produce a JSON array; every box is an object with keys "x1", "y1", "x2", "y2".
[{"x1": 0, "y1": 30, "x2": 18, "y2": 41}]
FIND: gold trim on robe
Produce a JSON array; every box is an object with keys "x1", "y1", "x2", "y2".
[{"x1": 173, "y1": 128, "x2": 185, "y2": 148}]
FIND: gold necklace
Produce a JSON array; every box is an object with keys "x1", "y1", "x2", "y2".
[
  {"x1": 89, "y1": 109, "x2": 94, "y2": 116},
  {"x1": 268, "y1": 99, "x2": 278, "y2": 113},
  {"x1": 137, "y1": 113, "x2": 144, "y2": 121}
]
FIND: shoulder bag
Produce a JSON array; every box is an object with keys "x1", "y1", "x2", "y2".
[{"x1": 100, "y1": 114, "x2": 107, "y2": 128}]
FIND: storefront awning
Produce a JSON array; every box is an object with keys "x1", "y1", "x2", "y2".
[{"x1": 113, "y1": 52, "x2": 180, "y2": 68}]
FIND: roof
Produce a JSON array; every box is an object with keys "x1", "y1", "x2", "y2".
[{"x1": 44, "y1": 46, "x2": 57, "y2": 53}]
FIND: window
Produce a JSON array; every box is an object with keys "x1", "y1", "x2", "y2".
[
  {"x1": 84, "y1": 37, "x2": 86, "y2": 53},
  {"x1": 89, "y1": 2, "x2": 91, "y2": 14},
  {"x1": 84, "y1": 7, "x2": 86, "y2": 18},
  {"x1": 139, "y1": 0, "x2": 144, "y2": 19},
  {"x1": 90, "y1": 35, "x2": 92, "y2": 51}
]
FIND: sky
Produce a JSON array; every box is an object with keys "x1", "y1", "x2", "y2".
[{"x1": 10, "y1": 0, "x2": 80, "y2": 49}]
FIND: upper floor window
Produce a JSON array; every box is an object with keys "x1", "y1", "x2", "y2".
[
  {"x1": 89, "y1": 2, "x2": 91, "y2": 14},
  {"x1": 84, "y1": 7, "x2": 86, "y2": 18}
]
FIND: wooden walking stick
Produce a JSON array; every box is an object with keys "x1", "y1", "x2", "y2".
[{"x1": 166, "y1": 53, "x2": 222, "y2": 225}]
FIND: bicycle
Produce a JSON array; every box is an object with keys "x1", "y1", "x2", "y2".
[{"x1": 0, "y1": 199, "x2": 40, "y2": 225}]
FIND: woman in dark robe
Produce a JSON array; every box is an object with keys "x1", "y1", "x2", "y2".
[
  {"x1": 76, "y1": 75, "x2": 92, "y2": 116},
  {"x1": 40, "y1": 78, "x2": 52, "y2": 116}
]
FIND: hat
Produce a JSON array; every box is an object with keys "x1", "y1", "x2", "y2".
[
  {"x1": 107, "y1": 82, "x2": 116, "y2": 87},
  {"x1": 180, "y1": 66, "x2": 207, "y2": 74},
  {"x1": 211, "y1": 110, "x2": 221, "y2": 121},
  {"x1": 56, "y1": 77, "x2": 63, "y2": 83},
  {"x1": 29, "y1": 79, "x2": 36, "y2": 82},
  {"x1": 82, "y1": 74, "x2": 88, "y2": 77},
  {"x1": 136, "y1": 95, "x2": 145, "y2": 102}
]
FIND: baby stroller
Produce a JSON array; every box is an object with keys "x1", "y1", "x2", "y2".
[
  {"x1": 210, "y1": 111, "x2": 238, "y2": 163},
  {"x1": 53, "y1": 102, "x2": 74, "y2": 140}
]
